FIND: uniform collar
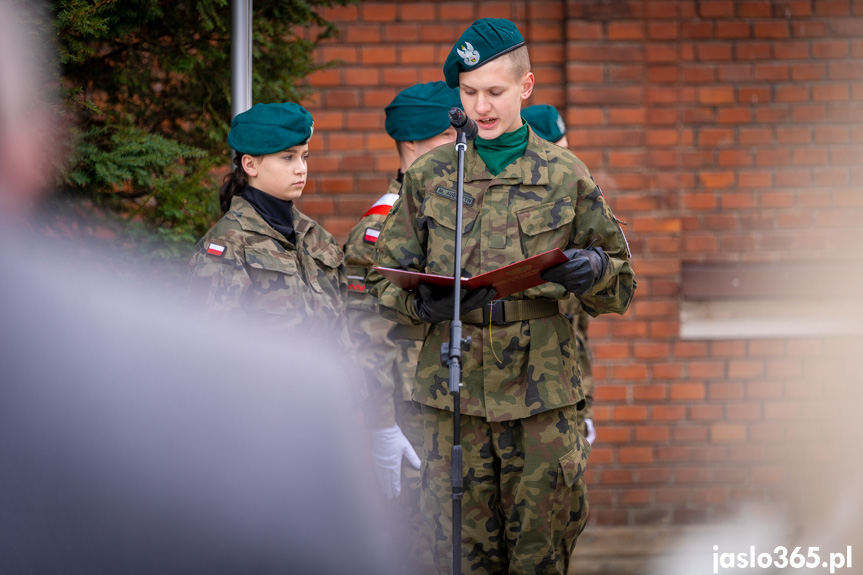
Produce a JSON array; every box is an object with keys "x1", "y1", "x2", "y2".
[
  {"x1": 228, "y1": 196, "x2": 315, "y2": 247},
  {"x1": 463, "y1": 125, "x2": 549, "y2": 186},
  {"x1": 387, "y1": 177, "x2": 402, "y2": 195}
]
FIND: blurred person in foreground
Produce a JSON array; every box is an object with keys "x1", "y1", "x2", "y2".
[
  {"x1": 343, "y1": 81, "x2": 461, "y2": 574},
  {"x1": 0, "y1": 4, "x2": 392, "y2": 573},
  {"x1": 0, "y1": 1, "x2": 60, "y2": 219}
]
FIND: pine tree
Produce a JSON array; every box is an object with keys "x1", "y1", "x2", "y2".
[{"x1": 32, "y1": 0, "x2": 350, "y2": 269}]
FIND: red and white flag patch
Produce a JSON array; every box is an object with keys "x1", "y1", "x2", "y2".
[
  {"x1": 363, "y1": 228, "x2": 381, "y2": 244},
  {"x1": 206, "y1": 242, "x2": 226, "y2": 257}
]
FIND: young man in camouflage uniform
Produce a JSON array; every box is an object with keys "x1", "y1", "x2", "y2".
[
  {"x1": 522, "y1": 104, "x2": 618, "y2": 446},
  {"x1": 343, "y1": 81, "x2": 461, "y2": 573},
  {"x1": 369, "y1": 18, "x2": 635, "y2": 575}
]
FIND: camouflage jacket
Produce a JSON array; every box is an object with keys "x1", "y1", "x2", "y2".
[
  {"x1": 344, "y1": 180, "x2": 404, "y2": 428},
  {"x1": 368, "y1": 127, "x2": 635, "y2": 421},
  {"x1": 189, "y1": 196, "x2": 348, "y2": 338}
]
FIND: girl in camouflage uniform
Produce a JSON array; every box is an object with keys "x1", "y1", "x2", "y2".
[{"x1": 189, "y1": 103, "x2": 349, "y2": 339}]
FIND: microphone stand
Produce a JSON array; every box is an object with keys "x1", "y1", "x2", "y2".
[{"x1": 441, "y1": 109, "x2": 473, "y2": 575}]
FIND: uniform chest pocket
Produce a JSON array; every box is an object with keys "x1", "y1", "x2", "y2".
[
  {"x1": 243, "y1": 246, "x2": 300, "y2": 317},
  {"x1": 307, "y1": 241, "x2": 345, "y2": 297},
  {"x1": 516, "y1": 198, "x2": 575, "y2": 257},
  {"x1": 245, "y1": 246, "x2": 298, "y2": 275},
  {"x1": 420, "y1": 195, "x2": 479, "y2": 276},
  {"x1": 309, "y1": 241, "x2": 344, "y2": 270}
]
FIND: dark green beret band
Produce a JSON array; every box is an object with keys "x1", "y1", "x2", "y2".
[
  {"x1": 443, "y1": 18, "x2": 526, "y2": 88},
  {"x1": 522, "y1": 104, "x2": 566, "y2": 143},
  {"x1": 384, "y1": 81, "x2": 462, "y2": 142},
  {"x1": 227, "y1": 102, "x2": 314, "y2": 155}
]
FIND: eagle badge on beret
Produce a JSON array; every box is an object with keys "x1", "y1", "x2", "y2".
[{"x1": 457, "y1": 42, "x2": 480, "y2": 66}]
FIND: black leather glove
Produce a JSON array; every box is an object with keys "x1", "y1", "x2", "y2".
[
  {"x1": 413, "y1": 283, "x2": 497, "y2": 324},
  {"x1": 540, "y1": 247, "x2": 608, "y2": 295}
]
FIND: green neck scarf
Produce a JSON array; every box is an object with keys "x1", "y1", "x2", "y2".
[{"x1": 474, "y1": 121, "x2": 528, "y2": 176}]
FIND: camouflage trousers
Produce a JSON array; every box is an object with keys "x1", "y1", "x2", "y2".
[{"x1": 421, "y1": 405, "x2": 590, "y2": 575}]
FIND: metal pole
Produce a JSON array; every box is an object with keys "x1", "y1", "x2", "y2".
[
  {"x1": 231, "y1": 0, "x2": 252, "y2": 120},
  {"x1": 448, "y1": 131, "x2": 467, "y2": 575},
  {"x1": 443, "y1": 107, "x2": 478, "y2": 575}
]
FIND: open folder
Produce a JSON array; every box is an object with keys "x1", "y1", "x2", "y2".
[{"x1": 373, "y1": 248, "x2": 568, "y2": 300}]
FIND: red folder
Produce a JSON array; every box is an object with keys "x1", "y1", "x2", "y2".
[{"x1": 373, "y1": 248, "x2": 568, "y2": 300}]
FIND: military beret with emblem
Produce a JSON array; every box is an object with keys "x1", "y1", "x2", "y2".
[
  {"x1": 385, "y1": 81, "x2": 462, "y2": 142},
  {"x1": 522, "y1": 104, "x2": 567, "y2": 143},
  {"x1": 227, "y1": 102, "x2": 314, "y2": 155},
  {"x1": 443, "y1": 18, "x2": 526, "y2": 88}
]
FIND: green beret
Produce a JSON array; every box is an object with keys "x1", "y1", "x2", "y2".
[
  {"x1": 522, "y1": 104, "x2": 567, "y2": 143},
  {"x1": 443, "y1": 18, "x2": 526, "y2": 88},
  {"x1": 384, "y1": 81, "x2": 462, "y2": 142},
  {"x1": 227, "y1": 102, "x2": 314, "y2": 155}
]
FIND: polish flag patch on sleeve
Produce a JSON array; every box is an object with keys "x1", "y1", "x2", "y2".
[
  {"x1": 363, "y1": 228, "x2": 381, "y2": 244},
  {"x1": 206, "y1": 242, "x2": 226, "y2": 257}
]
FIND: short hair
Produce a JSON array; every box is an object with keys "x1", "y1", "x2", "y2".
[{"x1": 500, "y1": 45, "x2": 531, "y2": 82}]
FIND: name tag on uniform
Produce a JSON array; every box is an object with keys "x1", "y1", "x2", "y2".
[{"x1": 434, "y1": 186, "x2": 474, "y2": 206}]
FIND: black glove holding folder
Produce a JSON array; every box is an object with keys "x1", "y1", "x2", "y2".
[
  {"x1": 540, "y1": 247, "x2": 608, "y2": 295},
  {"x1": 413, "y1": 283, "x2": 497, "y2": 324}
]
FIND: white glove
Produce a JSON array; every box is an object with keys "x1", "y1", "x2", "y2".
[
  {"x1": 370, "y1": 424, "x2": 421, "y2": 499},
  {"x1": 585, "y1": 418, "x2": 596, "y2": 445}
]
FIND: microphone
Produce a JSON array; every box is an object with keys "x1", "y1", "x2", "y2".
[{"x1": 449, "y1": 107, "x2": 478, "y2": 141}]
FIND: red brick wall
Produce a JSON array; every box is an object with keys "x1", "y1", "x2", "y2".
[{"x1": 301, "y1": 0, "x2": 863, "y2": 527}]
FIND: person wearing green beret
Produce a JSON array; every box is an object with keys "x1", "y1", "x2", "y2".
[
  {"x1": 521, "y1": 103, "x2": 569, "y2": 148},
  {"x1": 369, "y1": 18, "x2": 636, "y2": 575},
  {"x1": 189, "y1": 102, "x2": 351, "y2": 343},
  {"x1": 523, "y1": 104, "x2": 603, "y2": 451},
  {"x1": 343, "y1": 81, "x2": 461, "y2": 574}
]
